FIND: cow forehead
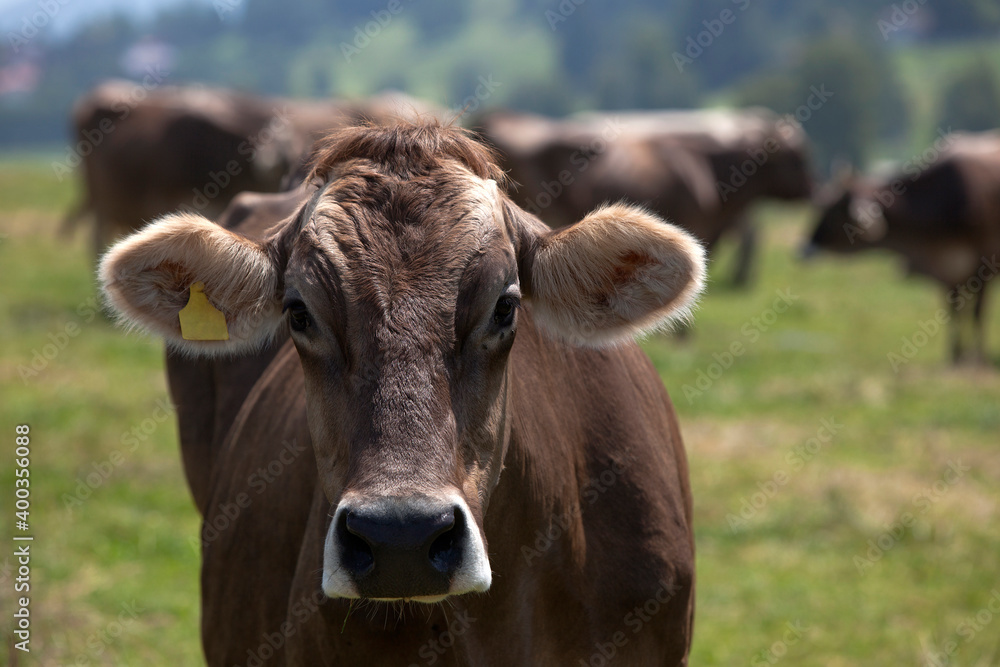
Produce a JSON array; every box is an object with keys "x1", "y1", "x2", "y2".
[{"x1": 286, "y1": 165, "x2": 510, "y2": 323}]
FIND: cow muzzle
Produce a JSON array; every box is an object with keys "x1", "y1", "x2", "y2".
[{"x1": 322, "y1": 493, "x2": 492, "y2": 602}]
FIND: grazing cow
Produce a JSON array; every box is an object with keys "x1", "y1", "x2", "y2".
[
  {"x1": 805, "y1": 132, "x2": 1000, "y2": 363},
  {"x1": 100, "y1": 121, "x2": 705, "y2": 665},
  {"x1": 475, "y1": 108, "x2": 812, "y2": 285},
  {"x1": 65, "y1": 81, "x2": 444, "y2": 258}
]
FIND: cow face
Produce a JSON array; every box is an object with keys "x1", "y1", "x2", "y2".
[
  {"x1": 806, "y1": 183, "x2": 887, "y2": 256},
  {"x1": 99, "y1": 122, "x2": 705, "y2": 603}
]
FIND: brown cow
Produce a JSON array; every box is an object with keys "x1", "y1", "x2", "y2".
[
  {"x1": 277, "y1": 89, "x2": 451, "y2": 185},
  {"x1": 63, "y1": 80, "x2": 296, "y2": 257},
  {"x1": 162, "y1": 186, "x2": 308, "y2": 515},
  {"x1": 65, "y1": 81, "x2": 444, "y2": 257},
  {"x1": 476, "y1": 108, "x2": 812, "y2": 285},
  {"x1": 100, "y1": 121, "x2": 705, "y2": 665},
  {"x1": 805, "y1": 132, "x2": 1000, "y2": 364}
]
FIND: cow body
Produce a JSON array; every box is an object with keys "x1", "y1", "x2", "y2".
[
  {"x1": 164, "y1": 187, "x2": 307, "y2": 513},
  {"x1": 473, "y1": 110, "x2": 716, "y2": 231},
  {"x1": 476, "y1": 108, "x2": 812, "y2": 285},
  {"x1": 67, "y1": 80, "x2": 295, "y2": 256},
  {"x1": 807, "y1": 132, "x2": 1000, "y2": 363},
  {"x1": 196, "y1": 327, "x2": 694, "y2": 665},
  {"x1": 67, "y1": 81, "x2": 443, "y2": 257},
  {"x1": 101, "y1": 122, "x2": 704, "y2": 665}
]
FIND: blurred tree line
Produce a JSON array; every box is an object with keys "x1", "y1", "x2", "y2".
[{"x1": 1, "y1": 0, "x2": 999, "y2": 173}]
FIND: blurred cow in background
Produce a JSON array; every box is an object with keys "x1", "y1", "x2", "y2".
[
  {"x1": 63, "y1": 80, "x2": 444, "y2": 258},
  {"x1": 63, "y1": 80, "x2": 295, "y2": 257},
  {"x1": 277, "y1": 89, "x2": 449, "y2": 185},
  {"x1": 475, "y1": 107, "x2": 813, "y2": 286},
  {"x1": 805, "y1": 131, "x2": 1000, "y2": 364}
]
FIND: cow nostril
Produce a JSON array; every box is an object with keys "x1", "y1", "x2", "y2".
[
  {"x1": 428, "y1": 528, "x2": 456, "y2": 571},
  {"x1": 428, "y1": 507, "x2": 464, "y2": 574},
  {"x1": 338, "y1": 512, "x2": 374, "y2": 575}
]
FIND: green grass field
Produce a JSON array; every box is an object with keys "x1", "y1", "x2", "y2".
[{"x1": 1, "y1": 159, "x2": 998, "y2": 666}]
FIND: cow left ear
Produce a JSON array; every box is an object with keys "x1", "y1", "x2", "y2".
[
  {"x1": 99, "y1": 212, "x2": 287, "y2": 355},
  {"x1": 522, "y1": 203, "x2": 706, "y2": 346}
]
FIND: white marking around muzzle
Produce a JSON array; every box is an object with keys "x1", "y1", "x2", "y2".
[{"x1": 321, "y1": 491, "x2": 492, "y2": 602}]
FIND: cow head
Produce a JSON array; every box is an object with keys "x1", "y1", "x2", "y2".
[
  {"x1": 805, "y1": 177, "x2": 887, "y2": 257},
  {"x1": 100, "y1": 121, "x2": 705, "y2": 603}
]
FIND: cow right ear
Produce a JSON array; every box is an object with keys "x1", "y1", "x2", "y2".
[{"x1": 99, "y1": 212, "x2": 286, "y2": 355}]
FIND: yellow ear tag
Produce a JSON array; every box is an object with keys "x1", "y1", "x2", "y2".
[{"x1": 178, "y1": 282, "x2": 229, "y2": 341}]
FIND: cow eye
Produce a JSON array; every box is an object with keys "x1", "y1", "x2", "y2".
[
  {"x1": 493, "y1": 295, "x2": 518, "y2": 328},
  {"x1": 283, "y1": 299, "x2": 312, "y2": 332}
]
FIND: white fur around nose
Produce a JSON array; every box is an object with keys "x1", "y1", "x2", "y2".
[{"x1": 322, "y1": 491, "x2": 491, "y2": 601}]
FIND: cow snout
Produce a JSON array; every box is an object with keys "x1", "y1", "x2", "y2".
[
  {"x1": 324, "y1": 496, "x2": 491, "y2": 601},
  {"x1": 339, "y1": 504, "x2": 458, "y2": 587}
]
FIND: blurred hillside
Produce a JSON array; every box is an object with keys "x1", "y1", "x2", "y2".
[{"x1": 1, "y1": 0, "x2": 999, "y2": 171}]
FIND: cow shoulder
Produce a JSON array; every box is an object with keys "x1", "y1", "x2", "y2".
[{"x1": 498, "y1": 315, "x2": 694, "y2": 660}]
